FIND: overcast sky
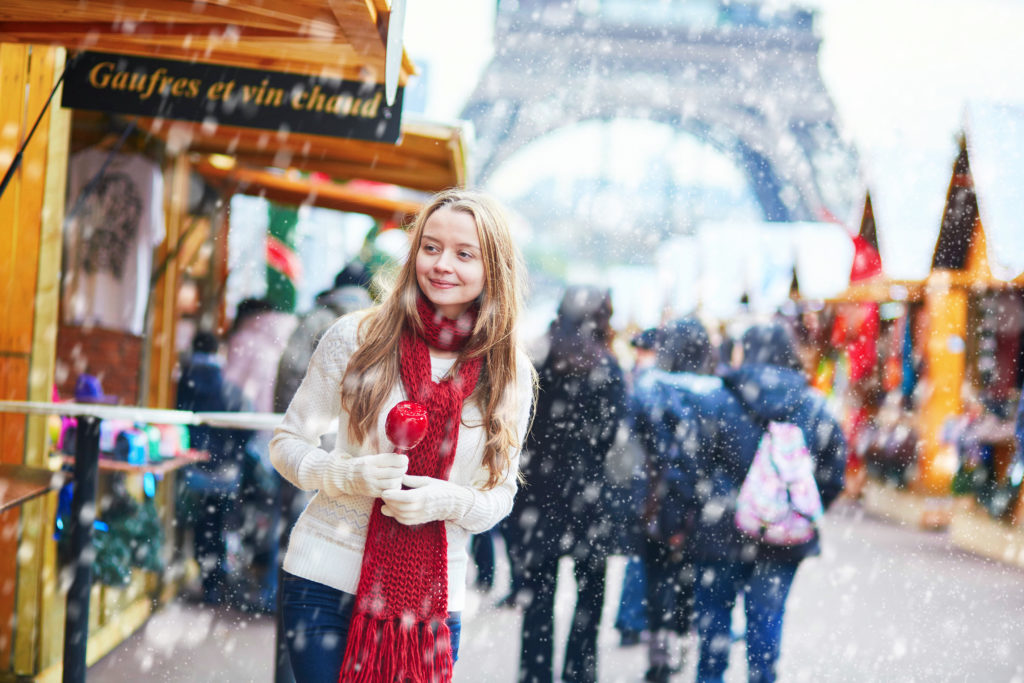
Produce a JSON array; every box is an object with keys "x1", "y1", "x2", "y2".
[
  {"x1": 403, "y1": 0, "x2": 1024, "y2": 283},
  {"x1": 406, "y1": 0, "x2": 1024, "y2": 152}
]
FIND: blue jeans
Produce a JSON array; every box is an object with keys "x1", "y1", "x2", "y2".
[
  {"x1": 281, "y1": 572, "x2": 461, "y2": 683},
  {"x1": 614, "y1": 555, "x2": 648, "y2": 636},
  {"x1": 693, "y1": 561, "x2": 799, "y2": 683}
]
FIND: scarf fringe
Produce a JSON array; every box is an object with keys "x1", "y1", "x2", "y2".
[{"x1": 340, "y1": 613, "x2": 454, "y2": 683}]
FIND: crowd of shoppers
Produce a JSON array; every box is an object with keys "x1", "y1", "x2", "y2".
[
  {"x1": 171, "y1": 188, "x2": 848, "y2": 683},
  {"x1": 498, "y1": 294, "x2": 847, "y2": 683}
]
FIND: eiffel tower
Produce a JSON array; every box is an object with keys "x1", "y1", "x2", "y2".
[{"x1": 462, "y1": 0, "x2": 860, "y2": 225}]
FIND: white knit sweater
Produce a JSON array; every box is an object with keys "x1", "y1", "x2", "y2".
[{"x1": 269, "y1": 312, "x2": 534, "y2": 611}]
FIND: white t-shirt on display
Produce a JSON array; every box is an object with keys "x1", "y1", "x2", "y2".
[{"x1": 63, "y1": 148, "x2": 166, "y2": 335}]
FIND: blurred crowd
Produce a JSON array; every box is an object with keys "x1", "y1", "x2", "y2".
[
  {"x1": 494, "y1": 284, "x2": 847, "y2": 683},
  {"x1": 174, "y1": 271, "x2": 847, "y2": 683}
]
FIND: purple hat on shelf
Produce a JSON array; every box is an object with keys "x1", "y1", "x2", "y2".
[{"x1": 74, "y1": 374, "x2": 118, "y2": 405}]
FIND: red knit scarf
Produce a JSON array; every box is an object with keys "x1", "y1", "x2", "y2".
[{"x1": 340, "y1": 296, "x2": 481, "y2": 682}]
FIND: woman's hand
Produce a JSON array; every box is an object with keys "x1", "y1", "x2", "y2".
[
  {"x1": 380, "y1": 475, "x2": 474, "y2": 525},
  {"x1": 322, "y1": 453, "x2": 408, "y2": 498}
]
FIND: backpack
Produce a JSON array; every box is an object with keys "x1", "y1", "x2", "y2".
[{"x1": 734, "y1": 421, "x2": 824, "y2": 546}]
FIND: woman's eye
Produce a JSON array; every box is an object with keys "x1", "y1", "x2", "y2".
[
  {"x1": 459, "y1": 251, "x2": 475, "y2": 260},
  {"x1": 423, "y1": 244, "x2": 439, "y2": 253}
]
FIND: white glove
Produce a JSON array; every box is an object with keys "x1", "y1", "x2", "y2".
[
  {"x1": 321, "y1": 453, "x2": 408, "y2": 498},
  {"x1": 380, "y1": 475, "x2": 475, "y2": 526}
]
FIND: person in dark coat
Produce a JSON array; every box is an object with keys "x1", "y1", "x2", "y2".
[
  {"x1": 613, "y1": 328, "x2": 661, "y2": 648},
  {"x1": 510, "y1": 285, "x2": 626, "y2": 683},
  {"x1": 681, "y1": 322, "x2": 846, "y2": 683},
  {"x1": 176, "y1": 330, "x2": 253, "y2": 604},
  {"x1": 631, "y1": 317, "x2": 716, "y2": 682},
  {"x1": 1016, "y1": 391, "x2": 1024, "y2": 465}
]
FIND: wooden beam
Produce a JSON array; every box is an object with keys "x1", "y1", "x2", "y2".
[
  {"x1": 0, "y1": 22, "x2": 299, "y2": 38},
  {"x1": 136, "y1": 117, "x2": 468, "y2": 192},
  {"x1": 196, "y1": 161, "x2": 421, "y2": 222},
  {"x1": 146, "y1": 155, "x2": 188, "y2": 409}
]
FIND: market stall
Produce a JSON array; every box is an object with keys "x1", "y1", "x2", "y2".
[
  {"x1": 936, "y1": 104, "x2": 1024, "y2": 565},
  {"x1": 0, "y1": 2, "x2": 470, "y2": 679},
  {"x1": 793, "y1": 192, "x2": 925, "y2": 504},
  {"x1": 839, "y1": 108, "x2": 1024, "y2": 532}
]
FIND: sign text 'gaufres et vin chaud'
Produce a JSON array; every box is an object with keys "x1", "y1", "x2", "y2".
[{"x1": 62, "y1": 51, "x2": 403, "y2": 143}]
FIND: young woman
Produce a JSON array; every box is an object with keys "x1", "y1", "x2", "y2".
[{"x1": 269, "y1": 189, "x2": 536, "y2": 683}]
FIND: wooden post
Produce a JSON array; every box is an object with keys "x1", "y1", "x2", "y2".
[
  {"x1": 146, "y1": 154, "x2": 188, "y2": 409},
  {"x1": 0, "y1": 43, "x2": 69, "y2": 676},
  {"x1": 16, "y1": 45, "x2": 70, "y2": 678}
]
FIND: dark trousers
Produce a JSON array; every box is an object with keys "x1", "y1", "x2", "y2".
[
  {"x1": 471, "y1": 531, "x2": 495, "y2": 589},
  {"x1": 643, "y1": 537, "x2": 695, "y2": 635},
  {"x1": 280, "y1": 572, "x2": 462, "y2": 683},
  {"x1": 193, "y1": 492, "x2": 232, "y2": 603},
  {"x1": 518, "y1": 552, "x2": 607, "y2": 683}
]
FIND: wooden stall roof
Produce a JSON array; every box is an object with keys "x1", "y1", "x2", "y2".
[
  {"x1": 153, "y1": 116, "x2": 470, "y2": 193},
  {"x1": 0, "y1": 0, "x2": 414, "y2": 83}
]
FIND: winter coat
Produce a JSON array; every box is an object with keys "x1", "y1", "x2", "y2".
[
  {"x1": 642, "y1": 363, "x2": 846, "y2": 565},
  {"x1": 632, "y1": 369, "x2": 720, "y2": 547},
  {"x1": 1016, "y1": 392, "x2": 1024, "y2": 458},
  {"x1": 175, "y1": 352, "x2": 252, "y2": 479},
  {"x1": 508, "y1": 350, "x2": 626, "y2": 567},
  {"x1": 224, "y1": 310, "x2": 298, "y2": 414},
  {"x1": 607, "y1": 365, "x2": 660, "y2": 555}
]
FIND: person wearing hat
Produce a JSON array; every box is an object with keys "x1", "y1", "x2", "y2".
[
  {"x1": 268, "y1": 262, "x2": 374, "y2": 622},
  {"x1": 630, "y1": 317, "x2": 714, "y2": 682},
  {"x1": 176, "y1": 330, "x2": 253, "y2": 605}
]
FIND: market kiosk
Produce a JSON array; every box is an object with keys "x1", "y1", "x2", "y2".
[
  {"x1": 933, "y1": 107, "x2": 1024, "y2": 566},
  {"x1": 797, "y1": 192, "x2": 924, "y2": 505},
  {"x1": 0, "y1": 3, "x2": 469, "y2": 679},
  {"x1": 842, "y1": 118, "x2": 1024, "y2": 532}
]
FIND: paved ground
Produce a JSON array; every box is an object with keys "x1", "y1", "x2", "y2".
[{"x1": 89, "y1": 501, "x2": 1024, "y2": 682}]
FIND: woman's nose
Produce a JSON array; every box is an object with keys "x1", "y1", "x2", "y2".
[{"x1": 433, "y1": 250, "x2": 454, "y2": 271}]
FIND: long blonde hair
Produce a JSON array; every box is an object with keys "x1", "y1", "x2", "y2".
[{"x1": 341, "y1": 189, "x2": 534, "y2": 488}]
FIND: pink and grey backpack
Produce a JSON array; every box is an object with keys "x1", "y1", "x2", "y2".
[{"x1": 734, "y1": 421, "x2": 824, "y2": 546}]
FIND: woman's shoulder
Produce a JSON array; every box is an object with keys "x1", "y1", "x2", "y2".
[{"x1": 316, "y1": 309, "x2": 374, "y2": 359}]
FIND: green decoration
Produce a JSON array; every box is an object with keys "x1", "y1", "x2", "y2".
[{"x1": 266, "y1": 203, "x2": 300, "y2": 312}]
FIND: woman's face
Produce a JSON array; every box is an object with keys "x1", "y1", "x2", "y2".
[{"x1": 416, "y1": 206, "x2": 485, "y2": 319}]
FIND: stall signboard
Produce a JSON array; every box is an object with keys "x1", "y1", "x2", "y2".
[{"x1": 61, "y1": 51, "x2": 403, "y2": 143}]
